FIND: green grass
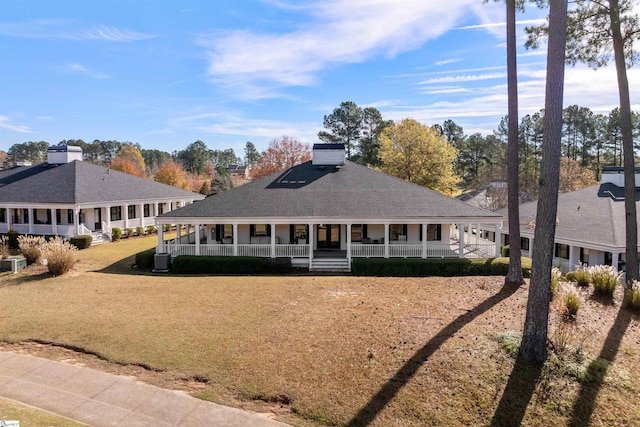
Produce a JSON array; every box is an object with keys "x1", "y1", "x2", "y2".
[
  {"x1": 1, "y1": 236, "x2": 639, "y2": 426},
  {"x1": 0, "y1": 398, "x2": 87, "y2": 426}
]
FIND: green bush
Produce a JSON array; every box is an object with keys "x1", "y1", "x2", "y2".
[
  {"x1": 135, "y1": 226, "x2": 145, "y2": 236},
  {"x1": 563, "y1": 291, "x2": 581, "y2": 320},
  {"x1": 146, "y1": 225, "x2": 157, "y2": 234},
  {"x1": 624, "y1": 280, "x2": 640, "y2": 312},
  {"x1": 351, "y1": 257, "x2": 531, "y2": 277},
  {"x1": 172, "y1": 256, "x2": 291, "y2": 275},
  {"x1": 112, "y1": 227, "x2": 122, "y2": 241},
  {"x1": 69, "y1": 235, "x2": 93, "y2": 250},
  {"x1": 573, "y1": 268, "x2": 591, "y2": 287},
  {"x1": 135, "y1": 248, "x2": 156, "y2": 269},
  {"x1": 3, "y1": 232, "x2": 20, "y2": 249},
  {"x1": 163, "y1": 224, "x2": 172, "y2": 232},
  {"x1": 501, "y1": 245, "x2": 509, "y2": 257},
  {"x1": 124, "y1": 228, "x2": 134, "y2": 238},
  {"x1": 550, "y1": 267, "x2": 562, "y2": 301}
]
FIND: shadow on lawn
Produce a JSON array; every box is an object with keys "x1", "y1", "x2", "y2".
[
  {"x1": 95, "y1": 255, "x2": 141, "y2": 275},
  {"x1": 346, "y1": 282, "x2": 521, "y2": 427},
  {"x1": 568, "y1": 306, "x2": 633, "y2": 427},
  {"x1": 489, "y1": 355, "x2": 542, "y2": 427}
]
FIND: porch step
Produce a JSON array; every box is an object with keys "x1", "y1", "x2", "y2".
[{"x1": 310, "y1": 258, "x2": 351, "y2": 272}]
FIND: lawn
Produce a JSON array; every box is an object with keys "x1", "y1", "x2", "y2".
[{"x1": 1, "y1": 236, "x2": 639, "y2": 426}]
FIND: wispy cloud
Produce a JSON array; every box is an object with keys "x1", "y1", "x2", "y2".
[
  {"x1": 197, "y1": 0, "x2": 495, "y2": 99},
  {"x1": 418, "y1": 73, "x2": 507, "y2": 85},
  {"x1": 0, "y1": 116, "x2": 32, "y2": 133},
  {"x1": 66, "y1": 63, "x2": 109, "y2": 79},
  {"x1": 0, "y1": 20, "x2": 156, "y2": 41},
  {"x1": 435, "y1": 58, "x2": 462, "y2": 66}
]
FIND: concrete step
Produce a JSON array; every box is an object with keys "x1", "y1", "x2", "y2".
[{"x1": 310, "y1": 258, "x2": 351, "y2": 272}]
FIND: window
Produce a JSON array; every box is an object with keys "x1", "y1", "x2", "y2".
[
  {"x1": 604, "y1": 252, "x2": 613, "y2": 266},
  {"x1": 503, "y1": 234, "x2": 509, "y2": 246},
  {"x1": 520, "y1": 237, "x2": 530, "y2": 251},
  {"x1": 252, "y1": 224, "x2": 269, "y2": 236},
  {"x1": 427, "y1": 224, "x2": 441, "y2": 241},
  {"x1": 555, "y1": 243, "x2": 569, "y2": 259},
  {"x1": 158, "y1": 203, "x2": 164, "y2": 214},
  {"x1": 390, "y1": 224, "x2": 406, "y2": 241},
  {"x1": 351, "y1": 224, "x2": 362, "y2": 242},
  {"x1": 110, "y1": 206, "x2": 122, "y2": 221},
  {"x1": 144, "y1": 204, "x2": 151, "y2": 217},
  {"x1": 294, "y1": 224, "x2": 307, "y2": 240},
  {"x1": 12, "y1": 209, "x2": 27, "y2": 224},
  {"x1": 0, "y1": 208, "x2": 5, "y2": 223},
  {"x1": 223, "y1": 224, "x2": 233, "y2": 238},
  {"x1": 67, "y1": 209, "x2": 74, "y2": 224},
  {"x1": 580, "y1": 247, "x2": 590, "y2": 266},
  {"x1": 127, "y1": 205, "x2": 137, "y2": 219}
]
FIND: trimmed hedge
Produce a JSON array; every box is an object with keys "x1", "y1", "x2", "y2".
[
  {"x1": 501, "y1": 245, "x2": 509, "y2": 257},
  {"x1": 351, "y1": 257, "x2": 532, "y2": 277},
  {"x1": 172, "y1": 255, "x2": 291, "y2": 275},
  {"x1": 112, "y1": 227, "x2": 122, "y2": 241},
  {"x1": 135, "y1": 248, "x2": 156, "y2": 269},
  {"x1": 69, "y1": 235, "x2": 93, "y2": 249}
]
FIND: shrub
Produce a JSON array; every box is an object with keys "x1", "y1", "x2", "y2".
[
  {"x1": 124, "y1": 228, "x2": 134, "y2": 238},
  {"x1": 17, "y1": 235, "x2": 46, "y2": 265},
  {"x1": 146, "y1": 225, "x2": 157, "y2": 234},
  {"x1": 163, "y1": 224, "x2": 172, "y2": 232},
  {"x1": 563, "y1": 291, "x2": 581, "y2": 320},
  {"x1": 501, "y1": 245, "x2": 509, "y2": 257},
  {"x1": 624, "y1": 280, "x2": 640, "y2": 312},
  {"x1": 550, "y1": 267, "x2": 562, "y2": 300},
  {"x1": 135, "y1": 226, "x2": 145, "y2": 236},
  {"x1": 135, "y1": 248, "x2": 156, "y2": 269},
  {"x1": 172, "y1": 256, "x2": 291, "y2": 275},
  {"x1": 0, "y1": 235, "x2": 9, "y2": 259},
  {"x1": 588, "y1": 264, "x2": 621, "y2": 297},
  {"x1": 69, "y1": 235, "x2": 93, "y2": 250},
  {"x1": 351, "y1": 257, "x2": 531, "y2": 277},
  {"x1": 112, "y1": 227, "x2": 122, "y2": 241},
  {"x1": 41, "y1": 236, "x2": 77, "y2": 276},
  {"x1": 571, "y1": 265, "x2": 591, "y2": 287}
]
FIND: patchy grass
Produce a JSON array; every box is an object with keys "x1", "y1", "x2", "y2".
[
  {"x1": 0, "y1": 398, "x2": 86, "y2": 426},
  {"x1": 1, "y1": 237, "x2": 639, "y2": 426}
]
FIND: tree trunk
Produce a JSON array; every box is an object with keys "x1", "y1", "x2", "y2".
[
  {"x1": 505, "y1": 0, "x2": 524, "y2": 285},
  {"x1": 519, "y1": 0, "x2": 568, "y2": 364},
  {"x1": 609, "y1": 0, "x2": 638, "y2": 283}
]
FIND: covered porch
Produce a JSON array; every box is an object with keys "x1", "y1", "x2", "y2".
[{"x1": 155, "y1": 220, "x2": 502, "y2": 270}]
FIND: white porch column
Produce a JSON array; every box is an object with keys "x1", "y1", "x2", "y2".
[
  {"x1": 106, "y1": 206, "x2": 111, "y2": 229},
  {"x1": 270, "y1": 223, "x2": 276, "y2": 258},
  {"x1": 157, "y1": 223, "x2": 164, "y2": 253},
  {"x1": 28, "y1": 208, "x2": 34, "y2": 234},
  {"x1": 74, "y1": 207, "x2": 81, "y2": 235},
  {"x1": 139, "y1": 203, "x2": 145, "y2": 227},
  {"x1": 346, "y1": 224, "x2": 352, "y2": 262},
  {"x1": 569, "y1": 245, "x2": 577, "y2": 269},
  {"x1": 612, "y1": 252, "x2": 621, "y2": 270},
  {"x1": 175, "y1": 224, "x2": 180, "y2": 252},
  {"x1": 458, "y1": 223, "x2": 465, "y2": 258},
  {"x1": 384, "y1": 223, "x2": 389, "y2": 258},
  {"x1": 154, "y1": 202, "x2": 159, "y2": 218},
  {"x1": 233, "y1": 223, "x2": 238, "y2": 256},
  {"x1": 7, "y1": 208, "x2": 12, "y2": 232},
  {"x1": 495, "y1": 226, "x2": 502, "y2": 257},
  {"x1": 422, "y1": 223, "x2": 428, "y2": 258},
  {"x1": 195, "y1": 224, "x2": 200, "y2": 256},
  {"x1": 308, "y1": 223, "x2": 314, "y2": 267},
  {"x1": 476, "y1": 223, "x2": 480, "y2": 247},
  {"x1": 528, "y1": 237, "x2": 534, "y2": 258},
  {"x1": 123, "y1": 204, "x2": 129, "y2": 229},
  {"x1": 52, "y1": 208, "x2": 57, "y2": 235}
]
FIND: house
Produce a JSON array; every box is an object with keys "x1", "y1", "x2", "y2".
[
  {"x1": 155, "y1": 144, "x2": 504, "y2": 271},
  {"x1": 225, "y1": 164, "x2": 249, "y2": 179},
  {"x1": 494, "y1": 166, "x2": 640, "y2": 272},
  {"x1": 0, "y1": 145, "x2": 205, "y2": 241}
]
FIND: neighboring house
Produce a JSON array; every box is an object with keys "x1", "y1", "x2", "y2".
[
  {"x1": 225, "y1": 164, "x2": 249, "y2": 179},
  {"x1": 156, "y1": 143, "x2": 504, "y2": 271},
  {"x1": 0, "y1": 145, "x2": 204, "y2": 242},
  {"x1": 494, "y1": 166, "x2": 640, "y2": 272}
]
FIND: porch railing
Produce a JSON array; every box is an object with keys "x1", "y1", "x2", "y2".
[
  {"x1": 200, "y1": 245, "x2": 234, "y2": 256},
  {"x1": 276, "y1": 244, "x2": 309, "y2": 257},
  {"x1": 389, "y1": 244, "x2": 423, "y2": 258},
  {"x1": 238, "y1": 244, "x2": 271, "y2": 257},
  {"x1": 351, "y1": 244, "x2": 385, "y2": 257}
]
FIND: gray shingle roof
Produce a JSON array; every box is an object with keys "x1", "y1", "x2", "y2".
[
  {"x1": 0, "y1": 160, "x2": 202, "y2": 204},
  {"x1": 160, "y1": 160, "x2": 502, "y2": 221},
  {"x1": 499, "y1": 184, "x2": 639, "y2": 248}
]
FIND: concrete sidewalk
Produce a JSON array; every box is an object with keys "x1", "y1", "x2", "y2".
[{"x1": 0, "y1": 351, "x2": 289, "y2": 426}]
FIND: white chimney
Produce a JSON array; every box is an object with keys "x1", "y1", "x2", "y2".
[
  {"x1": 47, "y1": 145, "x2": 83, "y2": 165},
  {"x1": 312, "y1": 143, "x2": 345, "y2": 166}
]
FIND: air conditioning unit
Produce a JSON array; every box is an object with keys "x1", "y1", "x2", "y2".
[{"x1": 153, "y1": 253, "x2": 171, "y2": 272}]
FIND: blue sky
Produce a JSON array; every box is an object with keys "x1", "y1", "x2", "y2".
[{"x1": 1, "y1": 0, "x2": 639, "y2": 156}]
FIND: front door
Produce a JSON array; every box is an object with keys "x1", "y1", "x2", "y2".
[
  {"x1": 317, "y1": 224, "x2": 340, "y2": 249},
  {"x1": 94, "y1": 208, "x2": 102, "y2": 231}
]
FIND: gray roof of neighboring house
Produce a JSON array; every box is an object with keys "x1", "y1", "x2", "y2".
[
  {"x1": 498, "y1": 183, "x2": 640, "y2": 248},
  {"x1": 160, "y1": 160, "x2": 502, "y2": 220},
  {"x1": 0, "y1": 160, "x2": 203, "y2": 205}
]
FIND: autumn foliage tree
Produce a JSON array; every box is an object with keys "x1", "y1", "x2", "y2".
[
  {"x1": 110, "y1": 145, "x2": 146, "y2": 177},
  {"x1": 559, "y1": 158, "x2": 597, "y2": 192},
  {"x1": 379, "y1": 119, "x2": 460, "y2": 195},
  {"x1": 153, "y1": 160, "x2": 190, "y2": 190},
  {"x1": 251, "y1": 136, "x2": 312, "y2": 180}
]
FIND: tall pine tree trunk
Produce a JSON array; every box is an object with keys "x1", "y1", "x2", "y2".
[
  {"x1": 609, "y1": 0, "x2": 638, "y2": 283},
  {"x1": 505, "y1": 0, "x2": 524, "y2": 285},
  {"x1": 519, "y1": 0, "x2": 568, "y2": 363}
]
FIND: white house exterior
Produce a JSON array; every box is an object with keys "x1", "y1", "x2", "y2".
[
  {"x1": 494, "y1": 166, "x2": 640, "y2": 272},
  {"x1": 0, "y1": 145, "x2": 204, "y2": 241},
  {"x1": 155, "y1": 144, "x2": 504, "y2": 271}
]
